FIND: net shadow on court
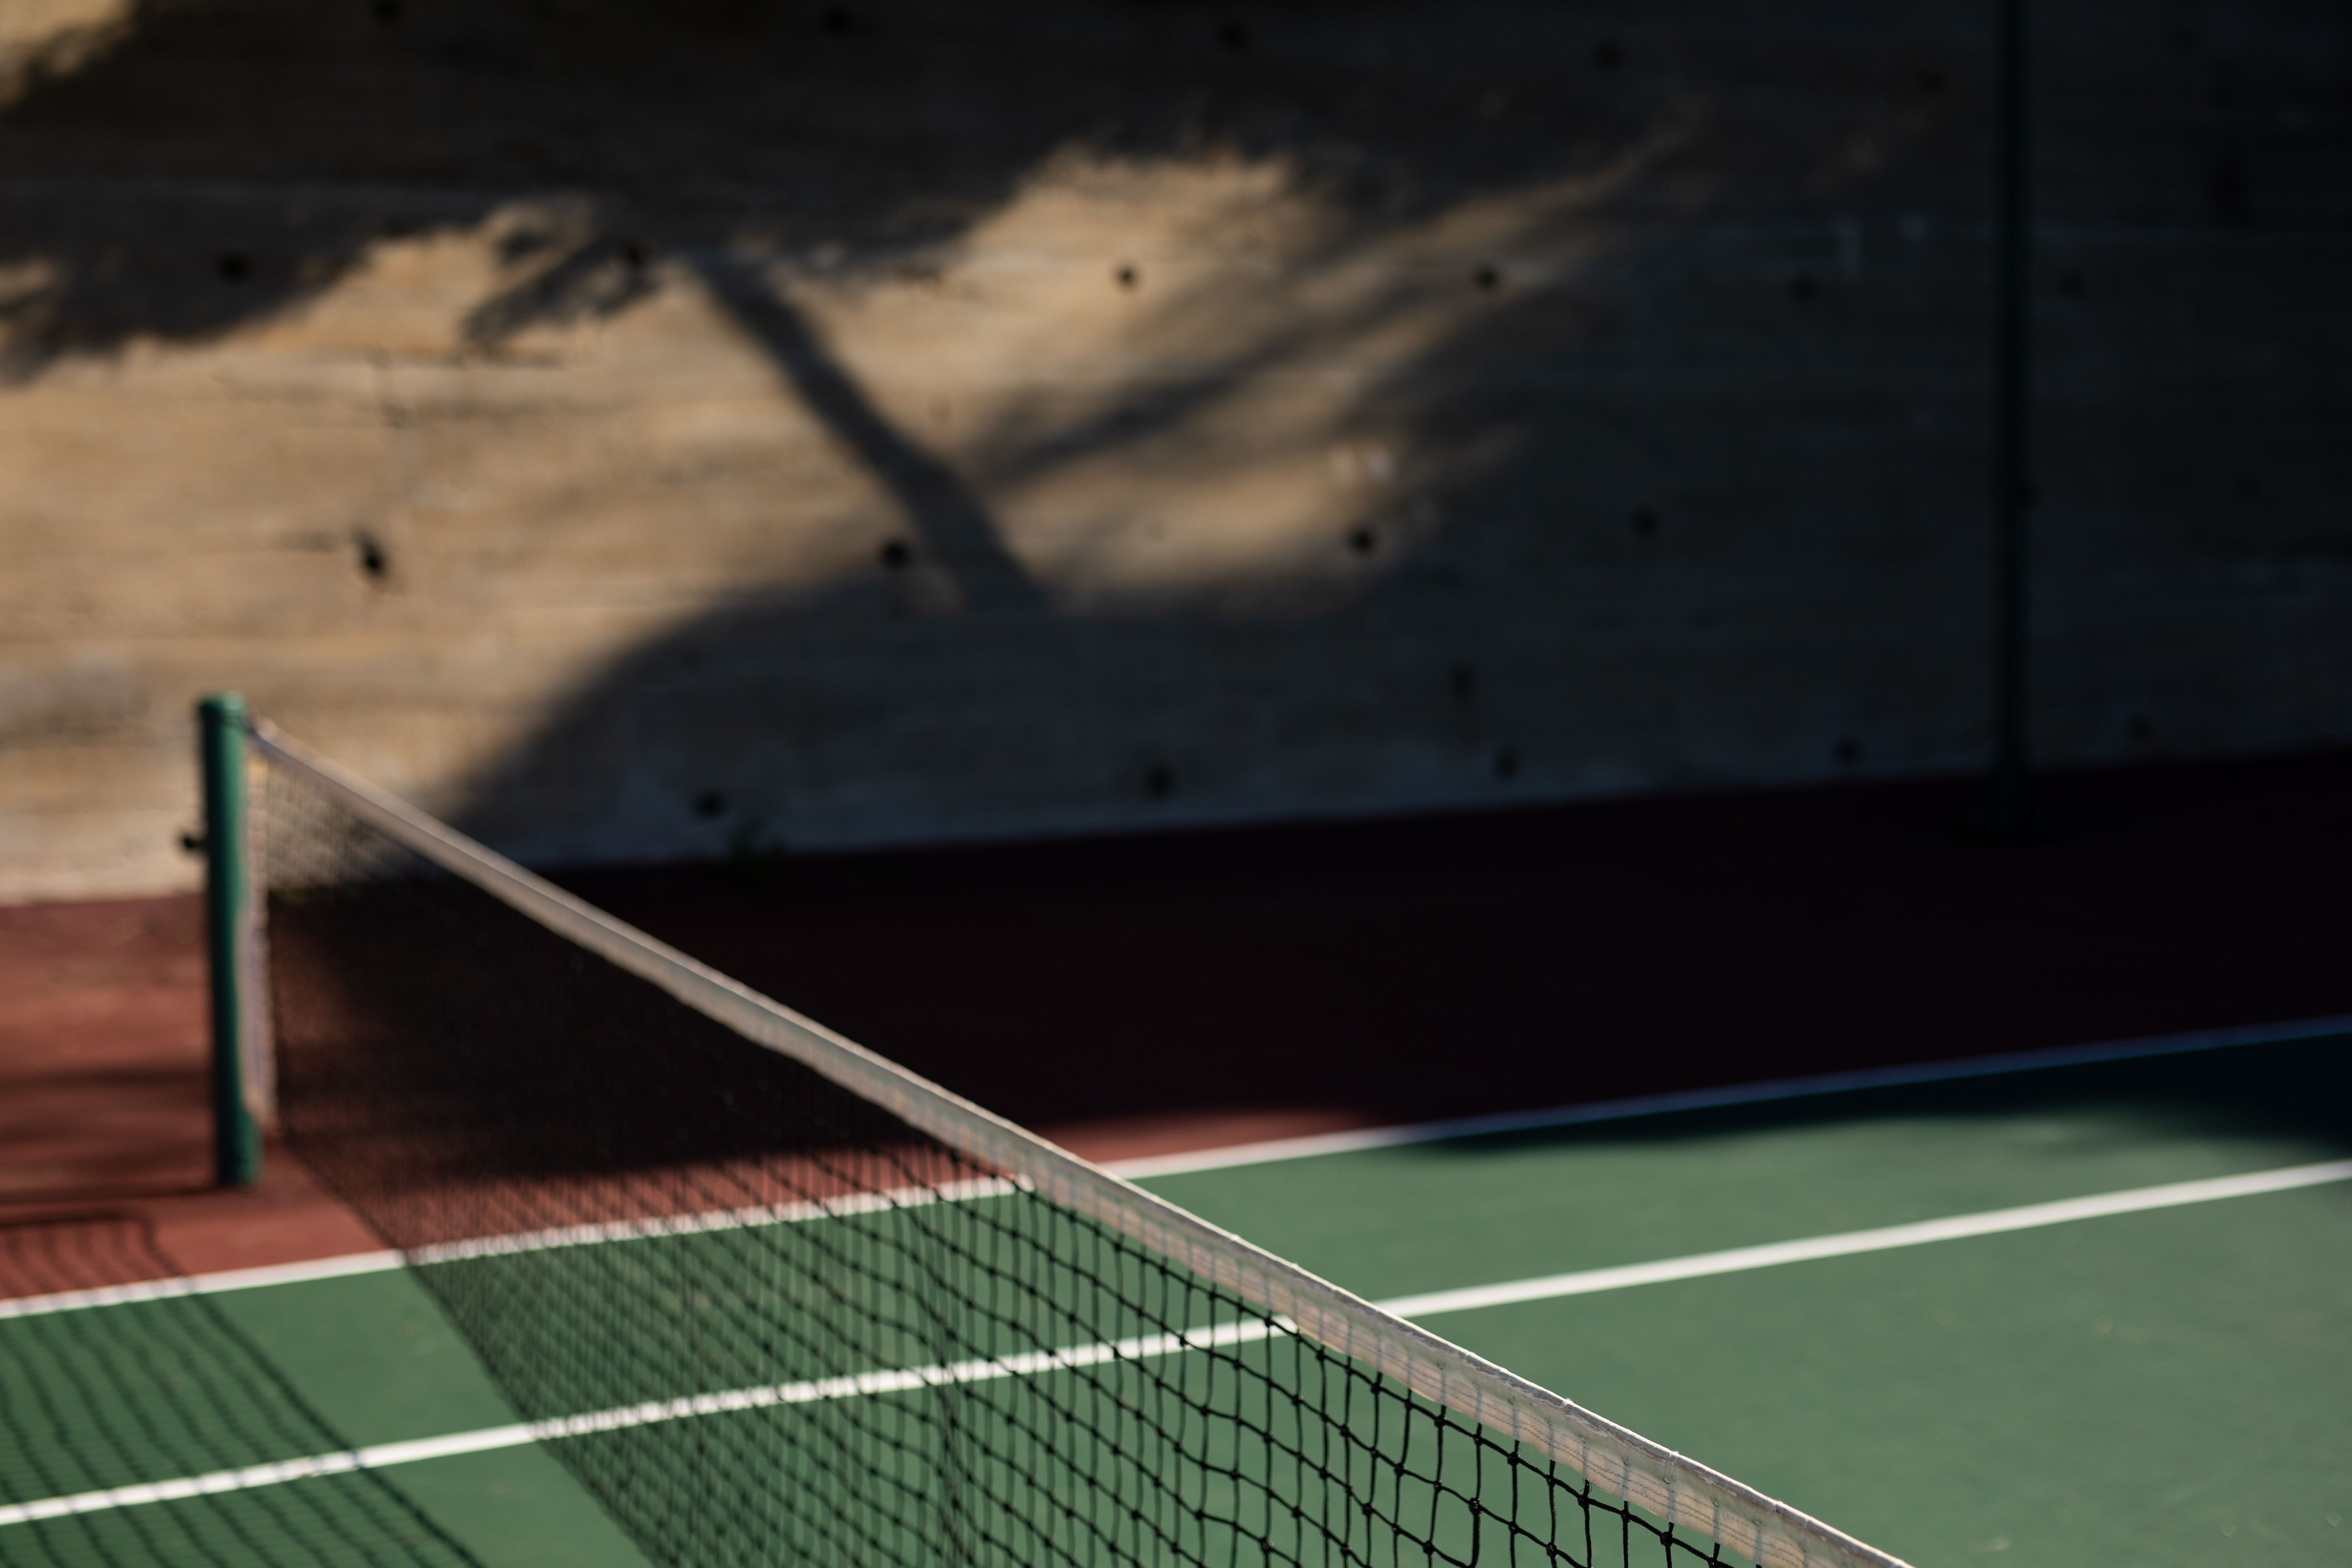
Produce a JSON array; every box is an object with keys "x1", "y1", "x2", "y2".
[{"x1": 0, "y1": 1213, "x2": 483, "y2": 1568}]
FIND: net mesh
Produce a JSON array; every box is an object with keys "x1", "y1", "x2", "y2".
[{"x1": 251, "y1": 744, "x2": 1795, "y2": 1568}]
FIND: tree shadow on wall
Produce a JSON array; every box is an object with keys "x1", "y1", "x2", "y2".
[
  {"x1": 2, "y1": 0, "x2": 1972, "y2": 858},
  {"x1": 1, "y1": 0, "x2": 1703, "y2": 363}
]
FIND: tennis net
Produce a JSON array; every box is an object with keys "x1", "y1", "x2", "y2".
[{"x1": 235, "y1": 716, "x2": 1907, "y2": 1568}]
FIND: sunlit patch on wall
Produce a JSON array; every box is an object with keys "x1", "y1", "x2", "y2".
[
  {"x1": 756, "y1": 143, "x2": 1685, "y2": 614},
  {"x1": 0, "y1": 0, "x2": 130, "y2": 110}
]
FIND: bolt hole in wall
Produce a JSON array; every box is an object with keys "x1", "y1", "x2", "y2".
[
  {"x1": 694, "y1": 790, "x2": 728, "y2": 820},
  {"x1": 2209, "y1": 141, "x2": 2250, "y2": 223},
  {"x1": 1471, "y1": 265, "x2": 1500, "y2": 292},
  {"x1": 215, "y1": 251, "x2": 249, "y2": 283},
  {"x1": 1142, "y1": 764, "x2": 1174, "y2": 799},
  {"x1": 879, "y1": 539, "x2": 912, "y2": 570},
  {"x1": 1114, "y1": 263, "x2": 1139, "y2": 289},
  {"x1": 354, "y1": 533, "x2": 389, "y2": 582}
]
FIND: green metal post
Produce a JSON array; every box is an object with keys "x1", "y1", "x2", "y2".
[{"x1": 200, "y1": 693, "x2": 262, "y2": 1188}]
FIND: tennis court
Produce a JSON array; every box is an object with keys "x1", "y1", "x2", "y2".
[
  {"x1": 1136, "y1": 1035, "x2": 2352, "y2": 1565},
  {"x1": 3, "y1": 717, "x2": 2348, "y2": 1568},
  {"x1": 7, "y1": 1024, "x2": 2347, "y2": 1568}
]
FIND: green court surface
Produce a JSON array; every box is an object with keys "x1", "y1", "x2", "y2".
[
  {"x1": 1143, "y1": 1036, "x2": 2352, "y2": 1566},
  {"x1": 3, "y1": 1034, "x2": 2346, "y2": 1568}
]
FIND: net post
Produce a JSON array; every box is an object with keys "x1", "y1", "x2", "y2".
[{"x1": 199, "y1": 692, "x2": 264, "y2": 1189}]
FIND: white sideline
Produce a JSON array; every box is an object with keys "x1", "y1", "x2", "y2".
[
  {"x1": 1377, "y1": 1156, "x2": 2352, "y2": 1318},
  {"x1": 1099, "y1": 1014, "x2": 2352, "y2": 1180},
  {"x1": 6, "y1": 1155, "x2": 2346, "y2": 1531}
]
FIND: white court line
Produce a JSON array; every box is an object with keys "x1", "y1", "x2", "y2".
[
  {"x1": 0, "y1": 1178, "x2": 1024, "y2": 1318},
  {"x1": 0, "y1": 1318, "x2": 1285, "y2": 1528},
  {"x1": 1376, "y1": 1157, "x2": 2352, "y2": 1318},
  {"x1": 406, "y1": 1176, "x2": 1024, "y2": 1265},
  {"x1": 0, "y1": 1252, "x2": 406, "y2": 1322},
  {"x1": 1101, "y1": 1014, "x2": 2352, "y2": 1179},
  {"x1": 17, "y1": 1015, "x2": 2340, "y2": 1318},
  {"x1": 0, "y1": 1426, "x2": 540, "y2": 1527},
  {"x1": 7, "y1": 1156, "x2": 2346, "y2": 1531}
]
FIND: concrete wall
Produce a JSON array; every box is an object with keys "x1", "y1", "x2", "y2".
[{"x1": 2, "y1": 0, "x2": 2346, "y2": 901}]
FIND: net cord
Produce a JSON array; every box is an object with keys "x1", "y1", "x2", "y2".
[{"x1": 247, "y1": 719, "x2": 1913, "y2": 1568}]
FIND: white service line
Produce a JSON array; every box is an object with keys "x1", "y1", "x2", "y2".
[
  {"x1": 1377, "y1": 1157, "x2": 2352, "y2": 1318},
  {"x1": 1100, "y1": 1014, "x2": 2352, "y2": 1180},
  {"x1": 0, "y1": 1317, "x2": 1286, "y2": 1528},
  {"x1": 0, "y1": 1426, "x2": 539, "y2": 1527},
  {"x1": 6, "y1": 1156, "x2": 2346, "y2": 1531}
]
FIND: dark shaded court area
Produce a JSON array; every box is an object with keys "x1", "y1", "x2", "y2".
[
  {"x1": 6, "y1": 748, "x2": 2348, "y2": 1219},
  {"x1": 547, "y1": 749, "x2": 2352, "y2": 1156}
]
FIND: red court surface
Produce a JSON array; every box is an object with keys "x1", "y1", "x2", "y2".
[
  {"x1": 0, "y1": 896, "x2": 381, "y2": 1287},
  {"x1": 5, "y1": 750, "x2": 2350, "y2": 1290}
]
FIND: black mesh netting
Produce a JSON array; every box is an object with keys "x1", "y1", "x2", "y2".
[{"x1": 255, "y1": 762, "x2": 1751, "y2": 1568}]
